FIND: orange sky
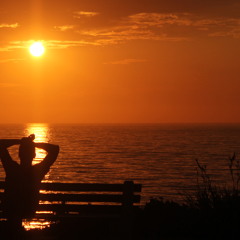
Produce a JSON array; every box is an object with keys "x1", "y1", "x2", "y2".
[{"x1": 1, "y1": 0, "x2": 240, "y2": 123}]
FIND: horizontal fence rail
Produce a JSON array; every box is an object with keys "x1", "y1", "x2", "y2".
[
  {"x1": 0, "y1": 181, "x2": 142, "y2": 193},
  {"x1": 0, "y1": 181, "x2": 142, "y2": 219}
]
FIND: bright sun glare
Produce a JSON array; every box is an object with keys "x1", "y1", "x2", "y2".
[{"x1": 29, "y1": 42, "x2": 45, "y2": 57}]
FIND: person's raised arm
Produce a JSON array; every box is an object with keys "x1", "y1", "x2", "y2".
[
  {"x1": 34, "y1": 143, "x2": 59, "y2": 170},
  {"x1": 0, "y1": 139, "x2": 20, "y2": 170},
  {"x1": 0, "y1": 139, "x2": 20, "y2": 148}
]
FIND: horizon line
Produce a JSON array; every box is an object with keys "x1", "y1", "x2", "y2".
[{"x1": 0, "y1": 122, "x2": 240, "y2": 125}]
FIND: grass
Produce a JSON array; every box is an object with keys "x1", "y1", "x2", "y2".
[{"x1": 185, "y1": 154, "x2": 240, "y2": 210}]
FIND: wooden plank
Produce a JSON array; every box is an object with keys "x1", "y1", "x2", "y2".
[
  {"x1": 0, "y1": 194, "x2": 141, "y2": 204},
  {"x1": 0, "y1": 181, "x2": 142, "y2": 193},
  {"x1": 0, "y1": 193, "x2": 141, "y2": 203},
  {"x1": 36, "y1": 204, "x2": 123, "y2": 214},
  {"x1": 39, "y1": 193, "x2": 123, "y2": 202},
  {"x1": 38, "y1": 193, "x2": 141, "y2": 203},
  {"x1": 36, "y1": 204, "x2": 140, "y2": 217},
  {"x1": 40, "y1": 182, "x2": 142, "y2": 192},
  {"x1": 33, "y1": 212, "x2": 124, "y2": 220}
]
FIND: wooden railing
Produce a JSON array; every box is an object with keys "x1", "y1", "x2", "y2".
[{"x1": 0, "y1": 181, "x2": 142, "y2": 219}]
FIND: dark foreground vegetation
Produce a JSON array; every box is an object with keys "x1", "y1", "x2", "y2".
[
  {"x1": 1, "y1": 154, "x2": 240, "y2": 240},
  {"x1": 140, "y1": 154, "x2": 240, "y2": 240}
]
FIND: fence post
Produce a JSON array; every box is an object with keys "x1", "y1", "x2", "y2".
[{"x1": 122, "y1": 181, "x2": 135, "y2": 240}]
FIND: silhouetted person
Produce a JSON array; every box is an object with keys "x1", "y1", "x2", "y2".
[{"x1": 0, "y1": 134, "x2": 59, "y2": 230}]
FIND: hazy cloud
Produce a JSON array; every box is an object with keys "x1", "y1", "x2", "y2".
[
  {"x1": 0, "y1": 41, "x2": 31, "y2": 52},
  {"x1": 0, "y1": 58, "x2": 24, "y2": 63},
  {"x1": 54, "y1": 25, "x2": 74, "y2": 31},
  {"x1": 74, "y1": 11, "x2": 99, "y2": 18},
  {"x1": 0, "y1": 23, "x2": 19, "y2": 28},
  {"x1": 75, "y1": 13, "x2": 195, "y2": 45},
  {"x1": 45, "y1": 40, "x2": 100, "y2": 48},
  {"x1": 206, "y1": 18, "x2": 240, "y2": 38},
  {"x1": 209, "y1": 28, "x2": 240, "y2": 38},
  {"x1": 122, "y1": 13, "x2": 240, "y2": 40},
  {"x1": 128, "y1": 13, "x2": 192, "y2": 27},
  {"x1": 104, "y1": 58, "x2": 148, "y2": 65},
  {"x1": 1, "y1": 12, "x2": 240, "y2": 53},
  {"x1": 77, "y1": 13, "x2": 191, "y2": 45},
  {"x1": 0, "y1": 39, "x2": 102, "y2": 53},
  {"x1": 128, "y1": 13, "x2": 240, "y2": 31}
]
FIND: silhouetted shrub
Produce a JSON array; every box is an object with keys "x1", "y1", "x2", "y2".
[
  {"x1": 141, "y1": 154, "x2": 240, "y2": 239},
  {"x1": 183, "y1": 155, "x2": 240, "y2": 238}
]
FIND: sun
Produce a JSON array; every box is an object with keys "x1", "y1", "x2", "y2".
[{"x1": 29, "y1": 42, "x2": 45, "y2": 57}]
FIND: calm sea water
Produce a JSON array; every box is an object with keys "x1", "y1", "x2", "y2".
[{"x1": 1, "y1": 123, "x2": 240, "y2": 204}]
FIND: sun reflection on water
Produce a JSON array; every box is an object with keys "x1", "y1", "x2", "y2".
[
  {"x1": 25, "y1": 123, "x2": 51, "y2": 165},
  {"x1": 23, "y1": 123, "x2": 53, "y2": 230},
  {"x1": 22, "y1": 219, "x2": 52, "y2": 231}
]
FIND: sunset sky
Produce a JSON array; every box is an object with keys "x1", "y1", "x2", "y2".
[{"x1": 1, "y1": 0, "x2": 240, "y2": 123}]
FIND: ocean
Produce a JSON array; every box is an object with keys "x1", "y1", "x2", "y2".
[{"x1": 1, "y1": 123, "x2": 240, "y2": 204}]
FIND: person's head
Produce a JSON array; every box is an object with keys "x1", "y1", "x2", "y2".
[{"x1": 19, "y1": 134, "x2": 36, "y2": 166}]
